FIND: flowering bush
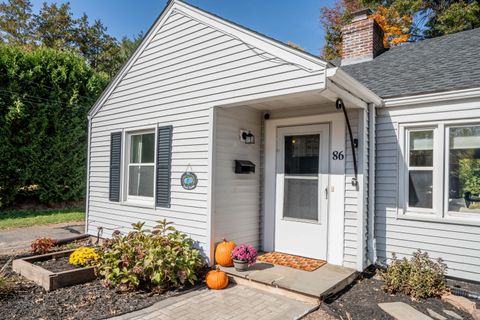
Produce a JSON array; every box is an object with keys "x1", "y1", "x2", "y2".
[
  {"x1": 231, "y1": 244, "x2": 257, "y2": 266},
  {"x1": 31, "y1": 237, "x2": 56, "y2": 254},
  {"x1": 69, "y1": 247, "x2": 99, "y2": 267},
  {"x1": 380, "y1": 250, "x2": 447, "y2": 300},
  {"x1": 97, "y1": 220, "x2": 205, "y2": 291}
]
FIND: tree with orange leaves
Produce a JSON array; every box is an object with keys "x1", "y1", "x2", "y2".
[
  {"x1": 370, "y1": 5, "x2": 412, "y2": 47},
  {"x1": 320, "y1": 0, "x2": 414, "y2": 60}
]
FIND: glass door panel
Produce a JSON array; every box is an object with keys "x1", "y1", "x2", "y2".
[{"x1": 283, "y1": 134, "x2": 320, "y2": 222}]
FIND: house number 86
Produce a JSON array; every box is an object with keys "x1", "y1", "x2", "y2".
[{"x1": 332, "y1": 151, "x2": 344, "y2": 160}]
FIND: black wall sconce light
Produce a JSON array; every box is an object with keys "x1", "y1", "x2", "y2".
[{"x1": 240, "y1": 129, "x2": 255, "y2": 144}]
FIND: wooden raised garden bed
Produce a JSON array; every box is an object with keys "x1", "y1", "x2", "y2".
[{"x1": 12, "y1": 249, "x2": 96, "y2": 291}]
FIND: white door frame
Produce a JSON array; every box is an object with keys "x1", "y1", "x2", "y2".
[
  {"x1": 264, "y1": 112, "x2": 346, "y2": 265},
  {"x1": 275, "y1": 124, "x2": 330, "y2": 260}
]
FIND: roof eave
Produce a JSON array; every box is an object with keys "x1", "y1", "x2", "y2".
[
  {"x1": 88, "y1": 0, "x2": 330, "y2": 119},
  {"x1": 88, "y1": 0, "x2": 177, "y2": 118},
  {"x1": 383, "y1": 87, "x2": 480, "y2": 107},
  {"x1": 327, "y1": 67, "x2": 384, "y2": 107}
]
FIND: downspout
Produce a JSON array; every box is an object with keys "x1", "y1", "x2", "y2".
[
  {"x1": 367, "y1": 103, "x2": 377, "y2": 264},
  {"x1": 85, "y1": 116, "x2": 92, "y2": 235}
]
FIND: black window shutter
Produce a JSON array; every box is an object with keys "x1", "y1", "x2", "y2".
[
  {"x1": 109, "y1": 132, "x2": 122, "y2": 202},
  {"x1": 156, "y1": 125, "x2": 173, "y2": 207}
]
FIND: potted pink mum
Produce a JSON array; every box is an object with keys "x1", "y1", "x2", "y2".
[{"x1": 231, "y1": 244, "x2": 257, "y2": 271}]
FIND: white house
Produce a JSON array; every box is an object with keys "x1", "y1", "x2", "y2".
[{"x1": 86, "y1": 1, "x2": 480, "y2": 282}]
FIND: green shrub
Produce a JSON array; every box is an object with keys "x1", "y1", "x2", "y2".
[
  {"x1": 0, "y1": 45, "x2": 108, "y2": 208},
  {"x1": 380, "y1": 250, "x2": 448, "y2": 299},
  {"x1": 97, "y1": 220, "x2": 205, "y2": 292},
  {"x1": 0, "y1": 274, "x2": 10, "y2": 296},
  {"x1": 0, "y1": 259, "x2": 12, "y2": 296}
]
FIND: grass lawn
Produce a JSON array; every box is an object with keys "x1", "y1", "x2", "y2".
[{"x1": 0, "y1": 208, "x2": 84, "y2": 230}]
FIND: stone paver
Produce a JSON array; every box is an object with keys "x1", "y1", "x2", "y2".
[
  {"x1": 427, "y1": 308, "x2": 447, "y2": 320},
  {"x1": 110, "y1": 285, "x2": 318, "y2": 320},
  {"x1": 379, "y1": 302, "x2": 433, "y2": 320},
  {"x1": 443, "y1": 309, "x2": 463, "y2": 319},
  {"x1": 0, "y1": 222, "x2": 84, "y2": 254}
]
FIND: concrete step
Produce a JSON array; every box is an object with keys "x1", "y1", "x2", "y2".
[
  {"x1": 221, "y1": 262, "x2": 357, "y2": 300},
  {"x1": 378, "y1": 302, "x2": 433, "y2": 320}
]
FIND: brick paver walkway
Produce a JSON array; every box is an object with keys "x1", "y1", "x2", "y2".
[{"x1": 110, "y1": 284, "x2": 318, "y2": 320}]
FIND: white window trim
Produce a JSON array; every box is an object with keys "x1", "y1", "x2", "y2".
[
  {"x1": 123, "y1": 128, "x2": 157, "y2": 207},
  {"x1": 398, "y1": 120, "x2": 480, "y2": 226},
  {"x1": 444, "y1": 124, "x2": 480, "y2": 223}
]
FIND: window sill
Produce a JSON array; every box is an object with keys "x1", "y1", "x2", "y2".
[{"x1": 398, "y1": 210, "x2": 480, "y2": 227}]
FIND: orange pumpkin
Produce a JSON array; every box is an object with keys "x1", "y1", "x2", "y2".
[
  {"x1": 206, "y1": 266, "x2": 229, "y2": 290},
  {"x1": 215, "y1": 238, "x2": 236, "y2": 267}
]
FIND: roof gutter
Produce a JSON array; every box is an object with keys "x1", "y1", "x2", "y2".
[
  {"x1": 383, "y1": 87, "x2": 480, "y2": 107},
  {"x1": 327, "y1": 67, "x2": 384, "y2": 107}
]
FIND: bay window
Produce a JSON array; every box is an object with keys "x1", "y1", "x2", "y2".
[{"x1": 401, "y1": 122, "x2": 480, "y2": 222}]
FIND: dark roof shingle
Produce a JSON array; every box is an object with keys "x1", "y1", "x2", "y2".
[{"x1": 340, "y1": 28, "x2": 480, "y2": 98}]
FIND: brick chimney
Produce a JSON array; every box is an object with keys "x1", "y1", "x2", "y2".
[{"x1": 341, "y1": 9, "x2": 385, "y2": 66}]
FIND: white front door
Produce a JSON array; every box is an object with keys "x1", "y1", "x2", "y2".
[{"x1": 274, "y1": 124, "x2": 330, "y2": 260}]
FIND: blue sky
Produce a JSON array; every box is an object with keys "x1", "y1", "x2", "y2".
[{"x1": 30, "y1": 0, "x2": 334, "y2": 55}]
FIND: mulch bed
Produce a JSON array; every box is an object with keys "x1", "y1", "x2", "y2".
[
  {"x1": 34, "y1": 256, "x2": 77, "y2": 273},
  {"x1": 0, "y1": 244, "x2": 201, "y2": 320},
  {"x1": 323, "y1": 268, "x2": 476, "y2": 320}
]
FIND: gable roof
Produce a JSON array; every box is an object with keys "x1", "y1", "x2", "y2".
[
  {"x1": 340, "y1": 28, "x2": 480, "y2": 99},
  {"x1": 88, "y1": 0, "x2": 328, "y2": 118}
]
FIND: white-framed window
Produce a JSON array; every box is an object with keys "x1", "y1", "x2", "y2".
[
  {"x1": 125, "y1": 130, "x2": 156, "y2": 204},
  {"x1": 399, "y1": 121, "x2": 480, "y2": 223},
  {"x1": 445, "y1": 124, "x2": 480, "y2": 218},
  {"x1": 406, "y1": 128, "x2": 435, "y2": 211}
]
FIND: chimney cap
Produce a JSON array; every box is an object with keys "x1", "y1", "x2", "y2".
[{"x1": 351, "y1": 8, "x2": 373, "y2": 22}]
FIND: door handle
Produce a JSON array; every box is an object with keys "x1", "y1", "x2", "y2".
[{"x1": 325, "y1": 187, "x2": 328, "y2": 199}]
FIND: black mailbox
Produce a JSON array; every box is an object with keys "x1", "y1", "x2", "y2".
[{"x1": 235, "y1": 160, "x2": 255, "y2": 174}]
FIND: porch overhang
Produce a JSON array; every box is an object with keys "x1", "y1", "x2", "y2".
[
  {"x1": 215, "y1": 67, "x2": 382, "y2": 112},
  {"x1": 208, "y1": 65, "x2": 382, "y2": 271}
]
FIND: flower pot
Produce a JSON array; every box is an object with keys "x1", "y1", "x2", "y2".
[{"x1": 233, "y1": 259, "x2": 249, "y2": 271}]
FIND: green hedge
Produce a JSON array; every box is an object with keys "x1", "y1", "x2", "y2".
[{"x1": 0, "y1": 45, "x2": 108, "y2": 208}]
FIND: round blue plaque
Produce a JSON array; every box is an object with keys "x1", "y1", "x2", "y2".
[{"x1": 181, "y1": 172, "x2": 198, "y2": 190}]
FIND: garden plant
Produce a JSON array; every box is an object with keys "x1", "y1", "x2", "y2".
[
  {"x1": 380, "y1": 250, "x2": 448, "y2": 299},
  {"x1": 31, "y1": 237, "x2": 56, "y2": 254},
  {"x1": 97, "y1": 220, "x2": 205, "y2": 291},
  {"x1": 69, "y1": 247, "x2": 99, "y2": 267}
]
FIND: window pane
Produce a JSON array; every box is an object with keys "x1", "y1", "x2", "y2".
[
  {"x1": 128, "y1": 165, "x2": 154, "y2": 197},
  {"x1": 283, "y1": 178, "x2": 318, "y2": 221},
  {"x1": 448, "y1": 125, "x2": 480, "y2": 214},
  {"x1": 130, "y1": 133, "x2": 155, "y2": 163},
  {"x1": 284, "y1": 134, "x2": 319, "y2": 175},
  {"x1": 409, "y1": 130, "x2": 433, "y2": 167},
  {"x1": 409, "y1": 171, "x2": 433, "y2": 208}
]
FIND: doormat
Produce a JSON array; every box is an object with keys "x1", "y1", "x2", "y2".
[{"x1": 257, "y1": 252, "x2": 327, "y2": 272}]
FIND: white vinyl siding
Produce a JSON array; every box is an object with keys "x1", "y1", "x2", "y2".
[
  {"x1": 343, "y1": 109, "x2": 364, "y2": 269},
  {"x1": 213, "y1": 107, "x2": 262, "y2": 247},
  {"x1": 87, "y1": 9, "x2": 326, "y2": 256},
  {"x1": 375, "y1": 97, "x2": 480, "y2": 282}
]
